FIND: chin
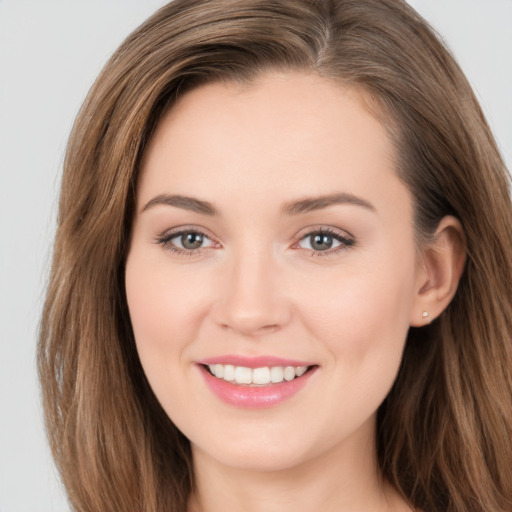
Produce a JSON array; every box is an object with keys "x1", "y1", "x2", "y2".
[{"x1": 196, "y1": 439, "x2": 314, "y2": 473}]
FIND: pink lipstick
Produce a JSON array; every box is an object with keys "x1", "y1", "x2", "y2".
[{"x1": 196, "y1": 356, "x2": 317, "y2": 408}]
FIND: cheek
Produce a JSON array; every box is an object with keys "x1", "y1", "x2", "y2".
[
  {"x1": 124, "y1": 250, "x2": 221, "y2": 424},
  {"x1": 295, "y1": 250, "x2": 416, "y2": 385},
  {"x1": 124, "y1": 249, "x2": 210, "y2": 376}
]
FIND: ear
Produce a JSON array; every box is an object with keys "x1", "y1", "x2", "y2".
[{"x1": 410, "y1": 216, "x2": 466, "y2": 326}]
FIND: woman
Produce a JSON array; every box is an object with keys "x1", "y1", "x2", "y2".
[{"x1": 38, "y1": 1, "x2": 512, "y2": 511}]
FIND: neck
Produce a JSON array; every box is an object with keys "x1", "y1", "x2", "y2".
[{"x1": 188, "y1": 418, "x2": 410, "y2": 512}]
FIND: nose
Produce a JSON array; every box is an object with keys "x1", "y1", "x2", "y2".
[{"x1": 212, "y1": 247, "x2": 291, "y2": 336}]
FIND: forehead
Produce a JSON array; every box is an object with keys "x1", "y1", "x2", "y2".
[{"x1": 137, "y1": 72, "x2": 408, "y2": 219}]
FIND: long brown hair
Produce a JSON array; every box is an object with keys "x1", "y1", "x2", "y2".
[{"x1": 38, "y1": 1, "x2": 512, "y2": 510}]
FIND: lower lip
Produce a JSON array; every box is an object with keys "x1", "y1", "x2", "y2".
[{"x1": 198, "y1": 365, "x2": 316, "y2": 409}]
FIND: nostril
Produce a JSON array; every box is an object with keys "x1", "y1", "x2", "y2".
[{"x1": 220, "y1": 322, "x2": 281, "y2": 336}]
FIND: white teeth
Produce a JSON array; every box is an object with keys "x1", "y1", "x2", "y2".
[
  {"x1": 295, "y1": 366, "x2": 307, "y2": 377},
  {"x1": 284, "y1": 366, "x2": 295, "y2": 381},
  {"x1": 252, "y1": 367, "x2": 271, "y2": 385},
  {"x1": 223, "y1": 364, "x2": 236, "y2": 381},
  {"x1": 270, "y1": 366, "x2": 284, "y2": 383},
  {"x1": 207, "y1": 364, "x2": 310, "y2": 385},
  {"x1": 235, "y1": 366, "x2": 252, "y2": 384}
]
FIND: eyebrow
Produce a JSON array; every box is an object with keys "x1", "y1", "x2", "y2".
[
  {"x1": 282, "y1": 193, "x2": 376, "y2": 215},
  {"x1": 141, "y1": 194, "x2": 218, "y2": 216},
  {"x1": 141, "y1": 192, "x2": 375, "y2": 217}
]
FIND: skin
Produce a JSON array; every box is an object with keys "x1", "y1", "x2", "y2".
[{"x1": 125, "y1": 72, "x2": 464, "y2": 512}]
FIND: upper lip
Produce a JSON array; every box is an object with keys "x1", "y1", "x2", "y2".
[{"x1": 197, "y1": 355, "x2": 315, "y2": 368}]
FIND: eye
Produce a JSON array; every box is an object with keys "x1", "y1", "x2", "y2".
[
  {"x1": 296, "y1": 228, "x2": 354, "y2": 254},
  {"x1": 157, "y1": 229, "x2": 217, "y2": 254},
  {"x1": 173, "y1": 232, "x2": 210, "y2": 250}
]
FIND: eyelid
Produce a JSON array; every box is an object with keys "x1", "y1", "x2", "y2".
[
  {"x1": 155, "y1": 225, "x2": 221, "y2": 254},
  {"x1": 154, "y1": 224, "x2": 355, "y2": 257},
  {"x1": 292, "y1": 225, "x2": 355, "y2": 255}
]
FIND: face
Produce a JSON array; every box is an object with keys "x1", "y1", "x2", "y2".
[{"x1": 125, "y1": 72, "x2": 424, "y2": 473}]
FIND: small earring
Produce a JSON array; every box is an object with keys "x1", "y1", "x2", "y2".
[{"x1": 422, "y1": 311, "x2": 432, "y2": 324}]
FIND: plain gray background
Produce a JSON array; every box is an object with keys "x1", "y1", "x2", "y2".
[{"x1": 1, "y1": 1, "x2": 511, "y2": 511}]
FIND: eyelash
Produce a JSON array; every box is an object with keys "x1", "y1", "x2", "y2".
[
  {"x1": 155, "y1": 227, "x2": 217, "y2": 256},
  {"x1": 155, "y1": 226, "x2": 355, "y2": 257},
  {"x1": 294, "y1": 227, "x2": 355, "y2": 257}
]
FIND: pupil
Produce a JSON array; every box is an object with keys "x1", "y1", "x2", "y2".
[
  {"x1": 311, "y1": 233, "x2": 332, "y2": 251},
  {"x1": 182, "y1": 232, "x2": 203, "y2": 249}
]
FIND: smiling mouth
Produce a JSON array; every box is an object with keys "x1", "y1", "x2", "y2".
[{"x1": 204, "y1": 364, "x2": 315, "y2": 386}]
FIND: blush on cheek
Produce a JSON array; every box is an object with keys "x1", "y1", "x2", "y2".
[
  {"x1": 127, "y1": 256, "x2": 188, "y2": 333},
  {"x1": 307, "y1": 275, "x2": 410, "y2": 369}
]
